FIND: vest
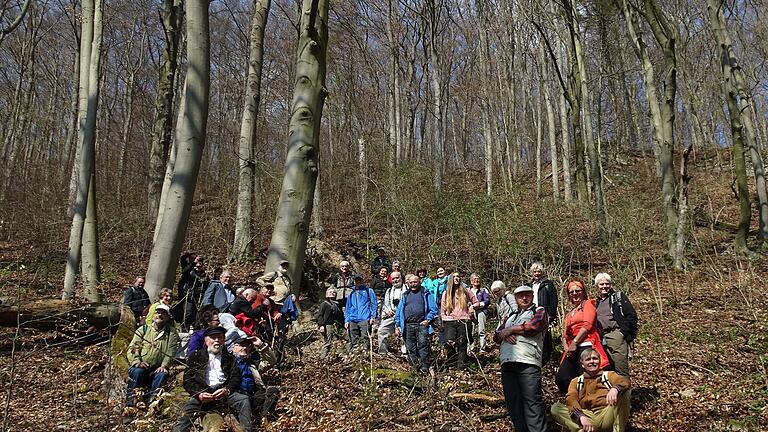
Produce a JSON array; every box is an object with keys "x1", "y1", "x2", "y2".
[{"x1": 499, "y1": 305, "x2": 545, "y2": 367}]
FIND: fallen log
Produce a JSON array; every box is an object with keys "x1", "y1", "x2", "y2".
[
  {"x1": 448, "y1": 392, "x2": 505, "y2": 407},
  {"x1": 0, "y1": 299, "x2": 125, "y2": 330}
]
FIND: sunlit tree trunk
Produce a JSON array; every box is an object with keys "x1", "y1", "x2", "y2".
[
  {"x1": 264, "y1": 0, "x2": 329, "y2": 295},
  {"x1": 145, "y1": 0, "x2": 210, "y2": 298},
  {"x1": 232, "y1": 0, "x2": 272, "y2": 263}
]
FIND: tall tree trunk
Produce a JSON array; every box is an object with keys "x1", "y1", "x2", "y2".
[
  {"x1": 145, "y1": 0, "x2": 210, "y2": 299},
  {"x1": 147, "y1": 0, "x2": 183, "y2": 224},
  {"x1": 535, "y1": 90, "x2": 543, "y2": 199},
  {"x1": 386, "y1": 0, "x2": 401, "y2": 167},
  {"x1": 232, "y1": 0, "x2": 272, "y2": 263},
  {"x1": 264, "y1": 0, "x2": 329, "y2": 295},
  {"x1": 63, "y1": 0, "x2": 102, "y2": 300},
  {"x1": 707, "y1": 0, "x2": 768, "y2": 242},
  {"x1": 564, "y1": 28, "x2": 588, "y2": 202},
  {"x1": 673, "y1": 144, "x2": 693, "y2": 270}
]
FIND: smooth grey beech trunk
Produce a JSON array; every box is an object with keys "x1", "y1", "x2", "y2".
[
  {"x1": 63, "y1": 0, "x2": 103, "y2": 301},
  {"x1": 232, "y1": 0, "x2": 272, "y2": 263},
  {"x1": 145, "y1": 0, "x2": 210, "y2": 299},
  {"x1": 265, "y1": 0, "x2": 329, "y2": 294}
]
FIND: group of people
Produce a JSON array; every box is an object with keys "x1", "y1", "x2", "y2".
[
  {"x1": 318, "y1": 250, "x2": 639, "y2": 432},
  {"x1": 121, "y1": 253, "x2": 295, "y2": 430}
]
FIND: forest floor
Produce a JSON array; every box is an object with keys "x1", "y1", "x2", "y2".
[{"x1": 1, "y1": 247, "x2": 767, "y2": 432}]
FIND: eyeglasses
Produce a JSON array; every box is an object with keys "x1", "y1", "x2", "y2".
[{"x1": 568, "y1": 290, "x2": 583, "y2": 295}]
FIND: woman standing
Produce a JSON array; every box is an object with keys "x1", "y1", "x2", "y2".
[
  {"x1": 468, "y1": 273, "x2": 491, "y2": 352},
  {"x1": 556, "y1": 280, "x2": 610, "y2": 393},
  {"x1": 441, "y1": 272, "x2": 480, "y2": 370}
]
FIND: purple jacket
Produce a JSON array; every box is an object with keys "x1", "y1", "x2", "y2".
[{"x1": 472, "y1": 287, "x2": 491, "y2": 313}]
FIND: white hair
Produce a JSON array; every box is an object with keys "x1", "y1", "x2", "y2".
[
  {"x1": 242, "y1": 288, "x2": 256, "y2": 297},
  {"x1": 594, "y1": 272, "x2": 612, "y2": 285},
  {"x1": 490, "y1": 280, "x2": 506, "y2": 291},
  {"x1": 340, "y1": 260, "x2": 350, "y2": 267},
  {"x1": 529, "y1": 262, "x2": 545, "y2": 274}
]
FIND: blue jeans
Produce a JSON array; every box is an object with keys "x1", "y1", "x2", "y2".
[
  {"x1": 126, "y1": 366, "x2": 169, "y2": 405},
  {"x1": 501, "y1": 362, "x2": 546, "y2": 432},
  {"x1": 404, "y1": 323, "x2": 431, "y2": 373}
]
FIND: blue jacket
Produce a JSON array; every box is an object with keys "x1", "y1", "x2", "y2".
[
  {"x1": 201, "y1": 280, "x2": 235, "y2": 310},
  {"x1": 424, "y1": 275, "x2": 448, "y2": 306},
  {"x1": 345, "y1": 285, "x2": 378, "y2": 323},
  {"x1": 394, "y1": 288, "x2": 439, "y2": 334}
]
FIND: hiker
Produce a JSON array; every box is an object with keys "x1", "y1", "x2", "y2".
[
  {"x1": 123, "y1": 277, "x2": 150, "y2": 323},
  {"x1": 145, "y1": 288, "x2": 176, "y2": 324},
  {"x1": 556, "y1": 280, "x2": 610, "y2": 393},
  {"x1": 387, "y1": 260, "x2": 402, "y2": 283},
  {"x1": 172, "y1": 326, "x2": 252, "y2": 432},
  {"x1": 493, "y1": 285, "x2": 548, "y2": 432},
  {"x1": 468, "y1": 273, "x2": 491, "y2": 352},
  {"x1": 228, "y1": 288, "x2": 265, "y2": 320},
  {"x1": 228, "y1": 334, "x2": 280, "y2": 424},
  {"x1": 378, "y1": 271, "x2": 407, "y2": 354},
  {"x1": 491, "y1": 280, "x2": 517, "y2": 325},
  {"x1": 256, "y1": 260, "x2": 293, "y2": 308},
  {"x1": 125, "y1": 304, "x2": 179, "y2": 408},
  {"x1": 370, "y1": 246, "x2": 392, "y2": 273},
  {"x1": 186, "y1": 307, "x2": 220, "y2": 356},
  {"x1": 344, "y1": 274, "x2": 378, "y2": 352},
  {"x1": 595, "y1": 273, "x2": 638, "y2": 377},
  {"x1": 441, "y1": 272, "x2": 480, "y2": 370},
  {"x1": 551, "y1": 348, "x2": 631, "y2": 432},
  {"x1": 177, "y1": 253, "x2": 209, "y2": 329},
  {"x1": 202, "y1": 270, "x2": 236, "y2": 311},
  {"x1": 394, "y1": 274, "x2": 439, "y2": 374},
  {"x1": 328, "y1": 260, "x2": 356, "y2": 310},
  {"x1": 426, "y1": 267, "x2": 449, "y2": 343},
  {"x1": 371, "y1": 265, "x2": 391, "y2": 301},
  {"x1": 316, "y1": 287, "x2": 344, "y2": 358},
  {"x1": 525, "y1": 262, "x2": 558, "y2": 365}
]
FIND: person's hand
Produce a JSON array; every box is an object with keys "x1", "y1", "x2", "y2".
[
  {"x1": 263, "y1": 298, "x2": 270, "y2": 306},
  {"x1": 136, "y1": 361, "x2": 149, "y2": 369},
  {"x1": 252, "y1": 336, "x2": 265, "y2": 348},
  {"x1": 386, "y1": 311, "x2": 394, "y2": 318},
  {"x1": 318, "y1": 325, "x2": 326, "y2": 334},
  {"x1": 394, "y1": 327, "x2": 401, "y2": 337},
  {"x1": 211, "y1": 388, "x2": 229, "y2": 400},
  {"x1": 368, "y1": 319, "x2": 374, "y2": 326},
  {"x1": 198, "y1": 392, "x2": 214, "y2": 403},
  {"x1": 344, "y1": 322, "x2": 349, "y2": 330},
  {"x1": 606, "y1": 387, "x2": 619, "y2": 405},
  {"x1": 292, "y1": 294, "x2": 297, "y2": 302},
  {"x1": 155, "y1": 366, "x2": 168, "y2": 374},
  {"x1": 567, "y1": 341, "x2": 577, "y2": 355},
  {"x1": 274, "y1": 312, "x2": 282, "y2": 320},
  {"x1": 504, "y1": 334, "x2": 518, "y2": 344},
  {"x1": 420, "y1": 320, "x2": 429, "y2": 327},
  {"x1": 579, "y1": 415, "x2": 594, "y2": 432}
]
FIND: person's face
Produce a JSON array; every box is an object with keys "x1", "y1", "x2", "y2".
[
  {"x1": 208, "y1": 314, "x2": 220, "y2": 328},
  {"x1": 154, "y1": 310, "x2": 170, "y2": 326},
  {"x1": 280, "y1": 264, "x2": 289, "y2": 273},
  {"x1": 407, "y1": 277, "x2": 421, "y2": 291},
  {"x1": 246, "y1": 291, "x2": 257, "y2": 302},
  {"x1": 161, "y1": 292, "x2": 172, "y2": 305},
  {"x1": 205, "y1": 333, "x2": 225, "y2": 354},
  {"x1": 470, "y1": 276, "x2": 480, "y2": 287},
  {"x1": 452, "y1": 274, "x2": 461, "y2": 284},
  {"x1": 194, "y1": 257, "x2": 205, "y2": 271},
  {"x1": 135, "y1": 278, "x2": 145, "y2": 287},
  {"x1": 417, "y1": 271, "x2": 426, "y2": 279},
  {"x1": 568, "y1": 285, "x2": 585, "y2": 304},
  {"x1": 391, "y1": 273, "x2": 401, "y2": 284},
  {"x1": 392, "y1": 263, "x2": 400, "y2": 271},
  {"x1": 580, "y1": 352, "x2": 602, "y2": 374},
  {"x1": 221, "y1": 274, "x2": 232, "y2": 284},
  {"x1": 354, "y1": 278, "x2": 364, "y2": 287},
  {"x1": 340, "y1": 263, "x2": 350, "y2": 273},
  {"x1": 597, "y1": 278, "x2": 612, "y2": 296},
  {"x1": 232, "y1": 342, "x2": 251, "y2": 358},
  {"x1": 378, "y1": 267, "x2": 387, "y2": 278},
  {"x1": 515, "y1": 292, "x2": 533, "y2": 309},
  {"x1": 492, "y1": 288, "x2": 502, "y2": 298},
  {"x1": 436, "y1": 268, "x2": 445, "y2": 278},
  {"x1": 532, "y1": 269, "x2": 543, "y2": 281}
]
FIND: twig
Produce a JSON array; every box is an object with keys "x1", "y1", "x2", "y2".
[{"x1": 669, "y1": 359, "x2": 714, "y2": 375}]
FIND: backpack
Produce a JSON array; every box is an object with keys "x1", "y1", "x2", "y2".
[
  {"x1": 576, "y1": 371, "x2": 612, "y2": 394},
  {"x1": 608, "y1": 291, "x2": 638, "y2": 342}
]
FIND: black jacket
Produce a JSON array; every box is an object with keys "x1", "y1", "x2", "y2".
[
  {"x1": 596, "y1": 291, "x2": 638, "y2": 342},
  {"x1": 123, "y1": 285, "x2": 151, "y2": 319},
  {"x1": 228, "y1": 296, "x2": 267, "y2": 319},
  {"x1": 177, "y1": 263, "x2": 209, "y2": 301},
  {"x1": 184, "y1": 348, "x2": 241, "y2": 398},
  {"x1": 316, "y1": 300, "x2": 344, "y2": 326},
  {"x1": 526, "y1": 278, "x2": 558, "y2": 323}
]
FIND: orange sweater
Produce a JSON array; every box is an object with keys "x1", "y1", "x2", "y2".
[{"x1": 566, "y1": 371, "x2": 631, "y2": 413}]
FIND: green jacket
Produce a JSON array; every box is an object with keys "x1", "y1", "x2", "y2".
[{"x1": 127, "y1": 323, "x2": 179, "y2": 369}]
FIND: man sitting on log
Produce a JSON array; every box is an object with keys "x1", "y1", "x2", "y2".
[
  {"x1": 125, "y1": 304, "x2": 179, "y2": 408},
  {"x1": 173, "y1": 326, "x2": 252, "y2": 432}
]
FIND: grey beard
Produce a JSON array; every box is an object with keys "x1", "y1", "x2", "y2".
[{"x1": 208, "y1": 344, "x2": 223, "y2": 354}]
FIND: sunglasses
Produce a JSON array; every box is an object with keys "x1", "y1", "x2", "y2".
[{"x1": 568, "y1": 290, "x2": 584, "y2": 295}]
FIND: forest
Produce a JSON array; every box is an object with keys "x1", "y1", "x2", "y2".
[{"x1": 0, "y1": 0, "x2": 767, "y2": 430}]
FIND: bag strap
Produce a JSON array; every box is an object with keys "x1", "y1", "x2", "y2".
[{"x1": 601, "y1": 371, "x2": 613, "y2": 389}]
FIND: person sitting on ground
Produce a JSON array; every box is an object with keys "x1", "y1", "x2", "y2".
[
  {"x1": 172, "y1": 326, "x2": 252, "y2": 432},
  {"x1": 556, "y1": 280, "x2": 611, "y2": 393},
  {"x1": 378, "y1": 271, "x2": 407, "y2": 355},
  {"x1": 525, "y1": 262, "x2": 558, "y2": 365},
  {"x1": 256, "y1": 260, "x2": 292, "y2": 307},
  {"x1": 468, "y1": 273, "x2": 491, "y2": 353},
  {"x1": 344, "y1": 274, "x2": 378, "y2": 352},
  {"x1": 370, "y1": 246, "x2": 392, "y2": 274},
  {"x1": 123, "y1": 277, "x2": 151, "y2": 324},
  {"x1": 441, "y1": 272, "x2": 480, "y2": 370},
  {"x1": 493, "y1": 285, "x2": 548, "y2": 432},
  {"x1": 394, "y1": 274, "x2": 439, "y2": 374},
  {"x1": 316, "y1": 287, "x2": 344, "y2": 359},
  {"x1": 328, "y1": 260, "x2": 356, "y2": 310},
  {"x1": 202, "y1": 270, "x2": 236, "y2": 311},
  {"x1": 491, "y1": 280, "x2": 517, "y2": 325},
  {"x1": 145, "y1": 288, "x2": 177, "y2": 325},
  {"x1": 371, "y1": 265, "x2": 391, "y2": 302},
  {"x1": 551, "y1": 348, "x2": 631, "y2": 432},
  {"x1": 229, "y1": 288, "x2": 267, "y2": 319},
  {"x1": 251, "y1": 284, "x2": 281, "y2": 341},
  {"x1": 125, "y1": 304, "x2": 179, "y2": 408},
  {"x1": 229, "y1": 335, "x2": 280, "y2": 424},
  {"x1": 595, "y1": 272, "x2": 638, "y2": 378},
  {"x1": 186, "y1": 307, "x2": 220, "y2": 356},
  {"x1": 177, "y1": 252, "x2": 210, "y2": 329}
]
